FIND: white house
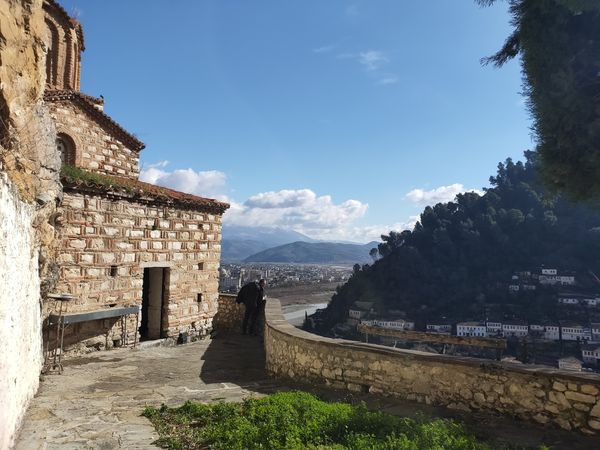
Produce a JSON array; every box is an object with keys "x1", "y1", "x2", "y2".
[
  {"x1": 582, "y1": 345, "x2": 600, "y2": 364},
  {"x1": 426, "y1": 323, "x2": 452, "y2": 334},
  {"x1": 561, "y1": 323, "x2": 589, "y2": 341},
  {"x1": 582, "y1": 298, "x2": 600, "y2": 307},
  {"x1": 529, "y1": 323, "x2": 545, "y2": 333},
  {"x1": 348, "y1": 301, "x2": 375, "y2": 321},
  {"x1": 542, "y1": 268, "x2": 558, "y2": 275},
  {"x1": 544, "y1": 324, "x2": 560, "y2": 340},
  {"x1": 457, "y1": 322, "x2": 487, "y2": 337},
  {"x1": 349, "y1": 308, "x2": 367, "y2": 320},
  {"x1": 523, "y1": 284, "x2": 536, "y2": 291},
  {"x1": 502, "y1": 322, "x2": 529, "y2": 338},
  {"x1": 362, "y1": 318, "x2": 414, "y2": 331},
  {"x1": 558, "y1": 357, "x2": 582, "y2": 372},
  {"x1": 558, "y1": 296, "x2": 580, "y2": 305},
  {"x1": 540, "y1": 273, "x2": 575, "y2": 286},
  {"x1": 591, "y1": 323, "x2": 600, "y2": 341},
  {"x1": 486, "y1": 321, "x2": 503, "y2": 336},
  {"x1": 508, "y1": 284, "x2": 520, "y2": 292}
]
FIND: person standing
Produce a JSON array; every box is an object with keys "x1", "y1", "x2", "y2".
[{"x1": 236, "y1": 279, "x2": 266, "y2": 335}]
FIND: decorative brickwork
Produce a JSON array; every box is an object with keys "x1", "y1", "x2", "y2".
[
  {"x1": 47, "y1": 98, "x2": 141, "y2": 178},
  {"x1": 50, "y1": 188, "x2": 226, "y2": 348},
  {"x1": 43, "y1": 0, "x2": 83, "y2": 91},
  {"x1": 41, "y1": 0, "x2": 229, "y2": 353}
]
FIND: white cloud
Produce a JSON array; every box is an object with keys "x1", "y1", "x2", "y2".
[
  {"x1": 405, "y1": 183, "x2": 484, "y2": 205},
  {"x1": 331, "y1": 49, "x2": 397, "y2": 86},
  {"x1": 377, "y1": 75, "x2": 399, "y2": 85},
  {"x1": 313, "y1": 44, "x2": 336, "y2": 54},
  {"x1": 140, "y1": 162, "x2": 228, "y2": 201},
  {"x1": 223, "y1": 188, "x2": 388, "y2": 241},
  {"x1": 140, "y1": 163, "x2": 416, "y2": 242},
  {"x1": 145, "y1": 160, "x2": 170, "y2": 169},
  {"x1": 358, "y1": 50, "x2": 389, "y2": 72},
  {"x1": 312, "y1": 217, "x2": 419, "y2": 243}
]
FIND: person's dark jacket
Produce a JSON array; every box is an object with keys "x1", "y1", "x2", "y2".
[{"x1": 236, "y1": 282, "x2": 264, "y2": 309}]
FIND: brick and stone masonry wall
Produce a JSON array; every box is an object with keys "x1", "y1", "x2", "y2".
[
  {"x1": 50, "y1": 190, "x2": 223, "y2": 349},
  {"x1": 48, "y1": 100, "x2": 140, "y2": 179},
  {"x1": 264, "y1": 299, "x2": 600, "y2": 435}
]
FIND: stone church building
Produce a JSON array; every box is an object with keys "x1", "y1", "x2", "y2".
[{"x1": 43, "y1": 0, "x2": 229, "y2": 349}]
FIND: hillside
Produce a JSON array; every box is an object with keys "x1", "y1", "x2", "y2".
[
  {"x1": 317, "y1": 152, "x2": 600, "y2": 331},
  {"x1": 221, "y1": 226, "x2": 315, "y2": 261},
  {"x1": 244, "y1": 241, "x2": 378, "y2": 264}
]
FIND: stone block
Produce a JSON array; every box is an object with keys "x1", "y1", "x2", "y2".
[
  {"x1": 581, "y1": 385, "x2": 599, "y2": 396},
  {"x1": 554, "y1": 417, "x2": 572, "y2": 431},
  {"x1": 103, "y1": 227, "x2": 119, "y2": 236},
  {"x1": 573, "y1": 403, "x2": 590, "y2": 412},
  {"x1": 122, "y1": 253, "x2": 135, "y2": 263},
  {"x1": 553, "y1": 382, "x2": 567, "y2": 392},
  {"x1": 589, "y1": 419, "x2": 600, "y2": 431},
  {"x1": 548, "y1": 391, "x2": 571, "y2": 409},
  {"x1": 590, "y1": 401, "x2": 600, "y2": 418},
  {"x1": 101, "y1": 253, "x2": 116, "y2": 263},
  {"x1": 69, "y1": 239, "x2": 86, "y2": 249},
  {"x1": 565, "y1": 391, "x2": 596, "y2": 404},
  {"x1": 544, "y1": 403, "x2": 560, "y2": 414}
]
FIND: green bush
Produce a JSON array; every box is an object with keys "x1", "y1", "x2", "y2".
[{"x1": 142, "y1": 391, "x2": 525, "y2": 450}]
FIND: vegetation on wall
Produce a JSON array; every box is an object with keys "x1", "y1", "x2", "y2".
[
  {"x1": 477, "y1": 0, "x2": 600, "y2": 200},
  {"x1": 319, "y1": 152, "x2": 600, "y2": 330}
]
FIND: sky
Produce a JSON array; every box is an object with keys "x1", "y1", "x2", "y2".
[{"x1": 59, "y1": 0, "x2": 533, "y2": 242}]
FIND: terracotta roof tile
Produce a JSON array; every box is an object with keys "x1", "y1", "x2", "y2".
[
  {"x1": 61, "y1": 169, "x2": 230, "y2": 215},
  {"x1": 45, "y1": 90, "x2": 145, "y2": 151}
]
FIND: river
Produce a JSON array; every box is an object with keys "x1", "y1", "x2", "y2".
[{"x1": 282, "y1": 302, "x2": 328, "y2": 326}]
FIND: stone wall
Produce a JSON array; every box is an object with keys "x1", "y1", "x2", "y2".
[
  {"x1": 264, "y1": 299, "x2": 600, "y2": 435},
  {"x1": 51, "y1": 189, "x2": 223, "y2": 349},
  {"x1": 213, "y1": 294, "x2": 245, "y2": 333},
  {"x1": 47, "y1": 100, "x2": 140, "y2": 179},
  {"x1": 0, "y1": 0, "x2": 62, "y2": 447}
]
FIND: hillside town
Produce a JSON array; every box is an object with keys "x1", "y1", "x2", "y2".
[{"x1": 306, "y1": 267, "x2": 600, "y2": 373}]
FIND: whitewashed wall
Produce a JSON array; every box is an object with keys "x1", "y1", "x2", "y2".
[{"x1": 0, "y1": 172, "x2": 43, "y2": 449}]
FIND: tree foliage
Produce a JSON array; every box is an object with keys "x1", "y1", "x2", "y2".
[
  {"x1": 320, "y1": 152, "x2": 600, "y2": 329},
  {"x1": 478, "y1": 0, "x2": 600, "y2": 200}
]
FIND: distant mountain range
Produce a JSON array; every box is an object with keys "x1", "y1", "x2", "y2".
[
  {"x1": 221, "y1": 225, "x2": 377, "y2": 263},
  {"x1": 221, "y1": 226, "x2": 316, "y2": 261},
  {"x1": 244, "y1": 241, "x2": 379, "y2": 264}
]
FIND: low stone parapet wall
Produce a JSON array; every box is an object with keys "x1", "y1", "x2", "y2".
[
  {"x1": 213, "y1": 293, "x2": 244, "y2": 333},
  {"x1": 264, "y1": 299, "x2": 600, "y2": 434}
]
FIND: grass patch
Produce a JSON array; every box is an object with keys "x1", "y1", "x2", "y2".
[{"x1": 142, "y1": 391, "x2": 539, "y2": 450}]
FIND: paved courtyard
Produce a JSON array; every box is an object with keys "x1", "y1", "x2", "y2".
[
  {"x1": 16, "y1": 335, "x2": 282, "y2": 450},
  {"x1": 15, "y1": 333, "x2": 600, "y2": 450}
]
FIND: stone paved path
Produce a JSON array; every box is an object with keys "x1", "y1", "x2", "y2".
[
  {"x1": 15, "y1": 334, "x2": 600, "y2": 450},
  {"x1": 16, "y1": 335, "x2": 283, "y2": 450}
]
